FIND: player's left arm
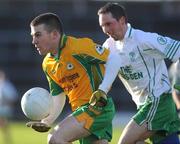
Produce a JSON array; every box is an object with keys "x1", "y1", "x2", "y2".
[{"x1": 138, "y1": 31, "x2": 180, "y2": 61}]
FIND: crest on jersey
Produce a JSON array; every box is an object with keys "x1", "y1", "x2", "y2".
[
  {"x1": 95, "y1": 45, "x2": 105, "y2": 55},
  {"x1": 67, "y1": 62, "x2": 74, "y2": 70},
  {"x1": 51, "y1": 69, "x2": 56, "y2": 74},
  {"x1": 157, "y1": 36, "x2": 167, "y2": 45},
  {"x1": 129, "y1": 52, "x2": 136, "y2": 62}
]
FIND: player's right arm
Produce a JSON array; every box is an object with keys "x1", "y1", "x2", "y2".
[
  {"x1": 98, "y1": 51, "x2": 121, "y2": 93},
  {"x1": 41, "y1": 92, "x2": 66, "y2": 125},
  {"x1": 26, "y1": 92, "x2": 66, "y2": 133},
  {"x1": 39, "y1": 71, "x2": 66, "y2": 129},
  {"x1": 75, "y1": 38, "x2": 120, "y2": 106},
  {"x1": 27, "y1": 71, "x2": 66, "y2": 132},
  {"x1": 89, "y1": 51, "x2": 121, "y2": 107}
]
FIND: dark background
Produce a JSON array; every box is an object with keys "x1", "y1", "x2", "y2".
[{"x1": 0, "y1": 0, "x2": 179, "y2": 120}]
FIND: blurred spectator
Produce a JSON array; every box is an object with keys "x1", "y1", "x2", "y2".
[
  {"x1": 0, "y1": 70, "x2": 18, "y2": 144},
  {"x1": 168, "y1": 60, "x2": 180, "y2": 118}
]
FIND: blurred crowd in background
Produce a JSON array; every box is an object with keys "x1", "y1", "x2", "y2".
[{"x1": 0, "y1": 0, "x2": 179, "y2": 121}]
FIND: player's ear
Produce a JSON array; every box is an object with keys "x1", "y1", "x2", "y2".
[
  {"x1": 51, "y1": 30, "x2": 59, "y2": 40},
  {"x1": 119, "y1": 16, "x2": 126, "y2": 25}
]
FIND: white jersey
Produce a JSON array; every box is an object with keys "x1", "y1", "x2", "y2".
[{"x1": 100, "y1": 23, "x2": 180, "y2": 107}]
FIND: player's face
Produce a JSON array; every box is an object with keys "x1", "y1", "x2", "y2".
[
  {"x1": 31, "y1": 24, "x2": 55, "y2": 55},
  {"x1": 99, "y1": 12, "x2": 125, "y2": 41}
]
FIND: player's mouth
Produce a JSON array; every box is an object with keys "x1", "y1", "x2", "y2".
[
  {"x1": 35, "y1": 45, "x2": 40, "y2": 50},
  {"x1": 110, "y1": 35, "x2": 116, "y2": 39}
]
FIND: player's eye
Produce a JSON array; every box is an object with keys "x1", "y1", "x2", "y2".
[
  {"x1": 34, "y1": 32, "x2": 41, "y2": 38},
  {"x1": 105, "y1": 22, "x2": 111, "y2": 27}
]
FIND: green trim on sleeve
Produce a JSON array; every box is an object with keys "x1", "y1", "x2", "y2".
[
  {"x1": 73, "y1": 54, "x2": 104, "y2": 91},
  {"x1": 44, "y1": 71, "x2": 64, "y2": 96}
]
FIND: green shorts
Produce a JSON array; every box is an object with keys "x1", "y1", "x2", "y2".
[
  {"x1": 133, "y1": 93, "x2": 180, "y2": 144},
  {"x1": 72, "y1": 97, "x2": 115, "y2": 144}
]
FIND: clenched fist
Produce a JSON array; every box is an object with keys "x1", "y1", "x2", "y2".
[{"x1": 89, "y1": 89, "x2": 107, "y2": 107}]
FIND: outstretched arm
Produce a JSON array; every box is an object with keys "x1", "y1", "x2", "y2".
[
  {"x1": 89, "y1": 52, "x2": 121, "y2": 106},
  {"x1": 99, "y1": 52, "x2": 121, "y2": 93}
]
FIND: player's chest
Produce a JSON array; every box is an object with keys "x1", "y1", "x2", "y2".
[
  {"x1": 116, "y1": 44, "x2": 152, "y2": 81},
  {"x1": 46, "y1": 55, "x2": 83, "y2": 83},
  {"x1": 116, "y1": 42, "x2": 146, "y2": 68}
]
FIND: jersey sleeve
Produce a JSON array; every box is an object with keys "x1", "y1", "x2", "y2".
[
  {"x1": 74, "y1": 38, "x2": 109, "y2": 64},
  {"x1": 45, "y1": 73, "x2": 64, "y2": 96},
  {"x1": 99, "y1": 52, "x2": 122, "y2": 93},
  {"x1": 138, "y1": 30, "x2": 180, "y2": 61}
]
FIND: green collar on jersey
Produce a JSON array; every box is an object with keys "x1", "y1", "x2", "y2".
[
  {"x1": 59, "y1": 34, "x2": 67, "y2": 50},
  {"x1": 124, "y1": 23, "x2": 132, "y2": 39},
  {"x1": 50, "y1": 34, "x2": 67, "y2": 60},
  {"x1": 128, "y1": 26, "x2": 132, "y2": 38},
  {"x1": 58, "y1": 34, "x2": 67, "y2": 58}
]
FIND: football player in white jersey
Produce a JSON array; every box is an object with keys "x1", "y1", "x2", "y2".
[{"x1": 91, "y1": 2, "x2": 180, "y2": 144}]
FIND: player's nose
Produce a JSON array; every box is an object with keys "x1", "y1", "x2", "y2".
[
  {"x1": 32, "y1": 38, "x2": 37, "y2": 45},
  {"x1": 103, "y1": 27, "x2": 111, "y2": 36}
]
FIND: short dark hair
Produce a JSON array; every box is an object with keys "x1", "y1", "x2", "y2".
[
  {"x1": 98, "y1": 3, "x2": 128, "y2": 23},
  {"x1": 30, "y1": 12, "x2": 63, "y2": 33}
]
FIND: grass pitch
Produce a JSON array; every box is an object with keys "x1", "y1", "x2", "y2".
[{"x1": 0, "y1": 121, "x2": 121, "y2": 144}]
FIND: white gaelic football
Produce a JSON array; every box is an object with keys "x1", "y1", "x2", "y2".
[{"x1": 21, "y1": 87, "x2": 52, "y2": 120}]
